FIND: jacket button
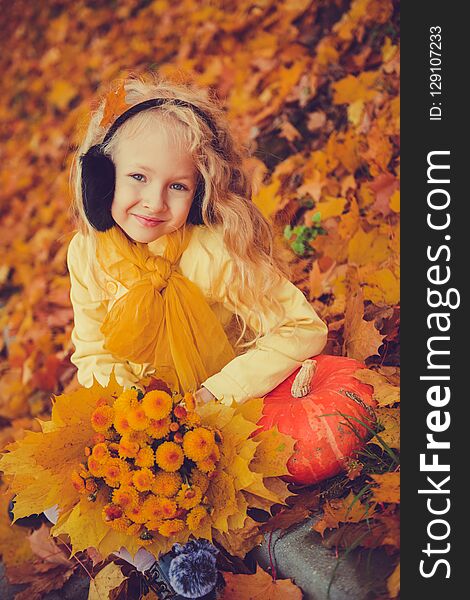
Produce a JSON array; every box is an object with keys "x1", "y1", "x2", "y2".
[{"x1": 106, "y1": 281, "x2": 118, "y2": 295}]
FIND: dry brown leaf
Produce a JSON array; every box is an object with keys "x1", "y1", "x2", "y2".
[
  {"x1": 322, "y1": 512, "x2": 400, "y2": 550},
  {"x1": 28, "y1": 523, "x2": 74, "y2": 566},
  {"x1": 370, "y1": 472, "x2": 400, "y2": 504},
  {"x1": 213, "y1": 516, "x2": 264, "y2": 558},
  {"x1": 6, "y1": 561, "x2": 75, "y2": 600},
  {"x1": 371, "y1": 407, "x2": 400, "y2": 449},
  {"x1": 313, "y1": 491, "x2": 376, "y2": 537},
  {"x1": 343, "y1": 286, "x2": 385, "y2": 361},
  {"x1": 221, "y1": 565, "x2": 302, "y2": 599},
  {"x1": 387, "y1": 561, "x2": 400, "y2": 598},
  {"x1": 353, "y1": 369, "x2": 400, "y2": 406}
]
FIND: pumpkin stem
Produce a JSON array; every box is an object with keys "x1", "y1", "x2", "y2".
[{"x1": 291, "y1": 359, "x2": 317, "y2": 398}]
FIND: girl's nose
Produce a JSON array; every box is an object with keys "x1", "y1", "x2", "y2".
[{"x1": 142, "y1": 186, "x2": 168, "y2": 212}]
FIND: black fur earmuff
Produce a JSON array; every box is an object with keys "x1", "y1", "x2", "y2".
[{"x1": 80, "y1": 98, "x2": 221, "y2": 231}]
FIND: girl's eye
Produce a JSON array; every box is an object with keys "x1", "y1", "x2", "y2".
[
  {"x1": 170, "y1": 183, "x2": 188, "y2": 191},
  {"x1": 131, "y1": 174, "x2": 145, "y2": 182}
]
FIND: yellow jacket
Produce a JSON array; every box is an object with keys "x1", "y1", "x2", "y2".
[{"x1": 67, "y1": 224, "x2": 328, "y2": 404}]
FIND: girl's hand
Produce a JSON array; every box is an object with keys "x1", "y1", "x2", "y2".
[{"x1": 194, "y1": 386, "x2": 216, "y2": 405}]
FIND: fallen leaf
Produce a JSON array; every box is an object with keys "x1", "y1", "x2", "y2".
[
  {"x1": 220, "y1": 565, "x2": 302, "y2": 599},
  {"x1": 88, "y1": 562, "x2": 127, "y2": 600},
  {"x1": 343, "y1": 286, "x2": 385, "y2": 361},
  {"x1": 313, "y1": 491, "x2": 376, "y2": 537},
  {"x1": 370, "y1": 472, "x2": 400, "y2": 504},
  {"x1": 387, "y1": 561, "x2": 400, "y2": 598},
  {"x1": 371, "y1": 407, "x2": 400, "y2": 449},
  {"x1": 322, "y1": 513, "x2": 399, "y2": 550},
  {"x1": 214, "y1": 516, "x2": 264, "y2": 559},
  {"x1": 353, "y1": 369, "x2": 400, "y2": 406},
  {"x1": 369, "y1": 173, "x2": 400, "y2": 216},
  {"x1": 6, "y1": 561, "x2": 75, "y2": 600},
  {"x1": 28, "y1": 523, "x2": 74, "y2": 566}
]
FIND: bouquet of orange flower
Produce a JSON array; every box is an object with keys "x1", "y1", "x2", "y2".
[{"x1": 0, "y1": 370, "x2": 295, "y2": 560}]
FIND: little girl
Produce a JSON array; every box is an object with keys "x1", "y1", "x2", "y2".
[
  {"x1": 48, "y1": 72, "x2": 328, "y2": 593},
  {"x1": 66, "y1": 73, "x2": 328, "y2": 406}
]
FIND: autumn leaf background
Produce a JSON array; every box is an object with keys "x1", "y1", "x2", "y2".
[{"x1": 0, "y1": 0, "x2": 400, "y2": 598}]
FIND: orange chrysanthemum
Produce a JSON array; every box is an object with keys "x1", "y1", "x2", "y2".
[
  {"x1": 87, "y1": 455, "x2": 105, "y2": 478},
  {"x1": 102, "y1": 503, "x2": 123, "y2": 522},
  {"x1": 114, "y1": 412, "x2": 132, "y2": 435},
  {"x1": 103, "y1": 458, "x2": 130, "y2": 488},
  {"x1": 125, "y1": 502, "x2": 147, "y2": 524},
  {"x1": 183, "y1": 411, "x2": 201, "y2": 428},
  {"x1": 158, "y1": 518, "x2": 185, "y2": 537},
  {"x1": 118, "y1": 436, "x2": 140, "y2": 459},
  {"x1": 114, "y1": 389, "x2": 139, "y2": 413},
  {"x1": 91, "y1": 442, "x2": 109, "y2": 462},
  {"x1": 128, "y1": 405, "x2": 150, "y2": 431},
  {"x1": 142, "y1": 390, "x2": 173, "y2": 420},
  {"x1": 153, "y1": 471, "x2": 182, "y2": 498},
  {"x1": 85, "y1": 478, "x2": 98, "y2": 494},
  {"x1": 155, "y1": 442, "x2": 184, "y2": 472},
  {"x1": 146, "y1": 518, "x2": 164, "y2": 532},
  {"x1": 132, "y1": 468, "x2": 155, "y2": 492},
  {"x1": 109, "y1": 516, "x2": 131, "y2": 532},
  {"x1": 190, "y1": 469, "x2": 209, "y2": 495},
  {"x1": 196, "y1": 458, "x2": 217, "y2": 473},
  {"x1": 176, "y1": 484, "x2": 203, "y2": 510},
  {"x1": 112, "y1": 485, "x2": 140, "y2": 511},
  {"x1": 186, "y1": 506, "x2": 208, "y2": 532},
  {"x1": 196, "y1": 444, "x2": 220, "y2": 473},
  {"x1": 135, "y1": 445, "x2": 155, "y2": 468},
  {"x1": 71, "y1": 469, "x2": 86, "y2": 493},
  {"x1": 141, "y1": 495, "x2": 162, "y2": 522},
  {"x1": 127, "y1": 429, "x2": 150, "y2": 445},
  {"x1": 158, "y1": 497, "x2": 178, "y2": 519},
  {"x1": 146, "y1": 417, "x2": 171, "y2": 438},
  {"x1": 183, "y1": 428, "x2": 215, "y2": 462},
  {"x1": 183, "y1": 392, "x2": 196, "y2": 411},
  {"x1": 91, "y1": 405, "x2": 114, "y2": 433}
]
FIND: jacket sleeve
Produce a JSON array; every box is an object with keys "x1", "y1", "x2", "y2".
[
  {"x1": 67, "y1": 233, "x2": 145, "y2": 391},
  {"x1": 200, "y1": 240, "x2": 328, "y2": 405}
]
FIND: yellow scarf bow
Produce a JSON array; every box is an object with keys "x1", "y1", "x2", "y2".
[{"x1": 95, "y1": 225, "x2": 236, "y2": 393}]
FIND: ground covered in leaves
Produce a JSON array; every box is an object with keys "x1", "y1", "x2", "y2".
[{"x1": 0, "y1": 0, "x2": 400, "y2": 598}]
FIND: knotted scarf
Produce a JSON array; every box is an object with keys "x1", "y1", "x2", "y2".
[{"x1": 95, "y1": 225, "x2": 236, "y2": 393}]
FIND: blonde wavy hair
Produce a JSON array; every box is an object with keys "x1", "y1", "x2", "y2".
[{"x1": 69, "y1": 71, "x2": 294, "y2": 349}]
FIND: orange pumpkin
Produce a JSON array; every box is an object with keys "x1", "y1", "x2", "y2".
[{"x1": 257, "y1": 354, "x2": 376, "y2": 485}]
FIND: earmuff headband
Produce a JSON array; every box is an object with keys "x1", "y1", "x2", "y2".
[
  {"x1": 80, "y1": 97, "x2": 218, "y2": 231},
  {"x1": 101, "y1": 97, "x2": 221, "y2": 150}
]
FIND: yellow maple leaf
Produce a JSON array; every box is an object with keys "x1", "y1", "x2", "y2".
[
  {"x1": 88, "y1": 562, "x2": 127, "y2": 600},
  {"x1": 251, "y1": 427, "x2": 296, "y2": 478},
  {"x1": 353, "y1": 368, "x2": 400, "y2": 406},
  {"x1": 221, "y1": 564, "x2": 302, "y2": 599},
  {"x1": 252, "y1": 178, "x2": 282, "y2": 219},
  {"x1": 348, "y1": 227, "x2": 390, "y2": 266},
  {"x1": 387, "y1": 561, "x2": 401, "y2": 598},
  {"x1": 370, "y1": 472, "x2": 400, "y2": 504},
  {"x1": 371, "y1": 407, "x2": 400, "y2": 449},
  {"x1": 332, "y1": 71, "x2": 380, "y2": 105},
  {"x1": 315, "y1": 196, "x2": 347, "y2": 221},
  {"x1": 47, "y1": 80, "x2": 77, "y2": 111},
  {"x1": 362, "y1": 267, "x2": 400, "y2": 305},
  {"x1": 390, "y1": 189, "x2": 400, "y2": 212},
  {"x1": 0, "y1": 483, "x2": 34, "y2": 568}
]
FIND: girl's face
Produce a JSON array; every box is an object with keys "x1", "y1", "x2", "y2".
[{"x1": 111, "y1": 122, "x2": 197, "y2": 243}]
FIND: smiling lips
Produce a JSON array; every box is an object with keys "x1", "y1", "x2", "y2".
[{"x1": 133, "y1": 214, "x2": 164, "y2": 227}]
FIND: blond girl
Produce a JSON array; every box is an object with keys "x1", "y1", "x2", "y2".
[{"x1": 46, "y1": 72, "x2": 328, "y2": 595}]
